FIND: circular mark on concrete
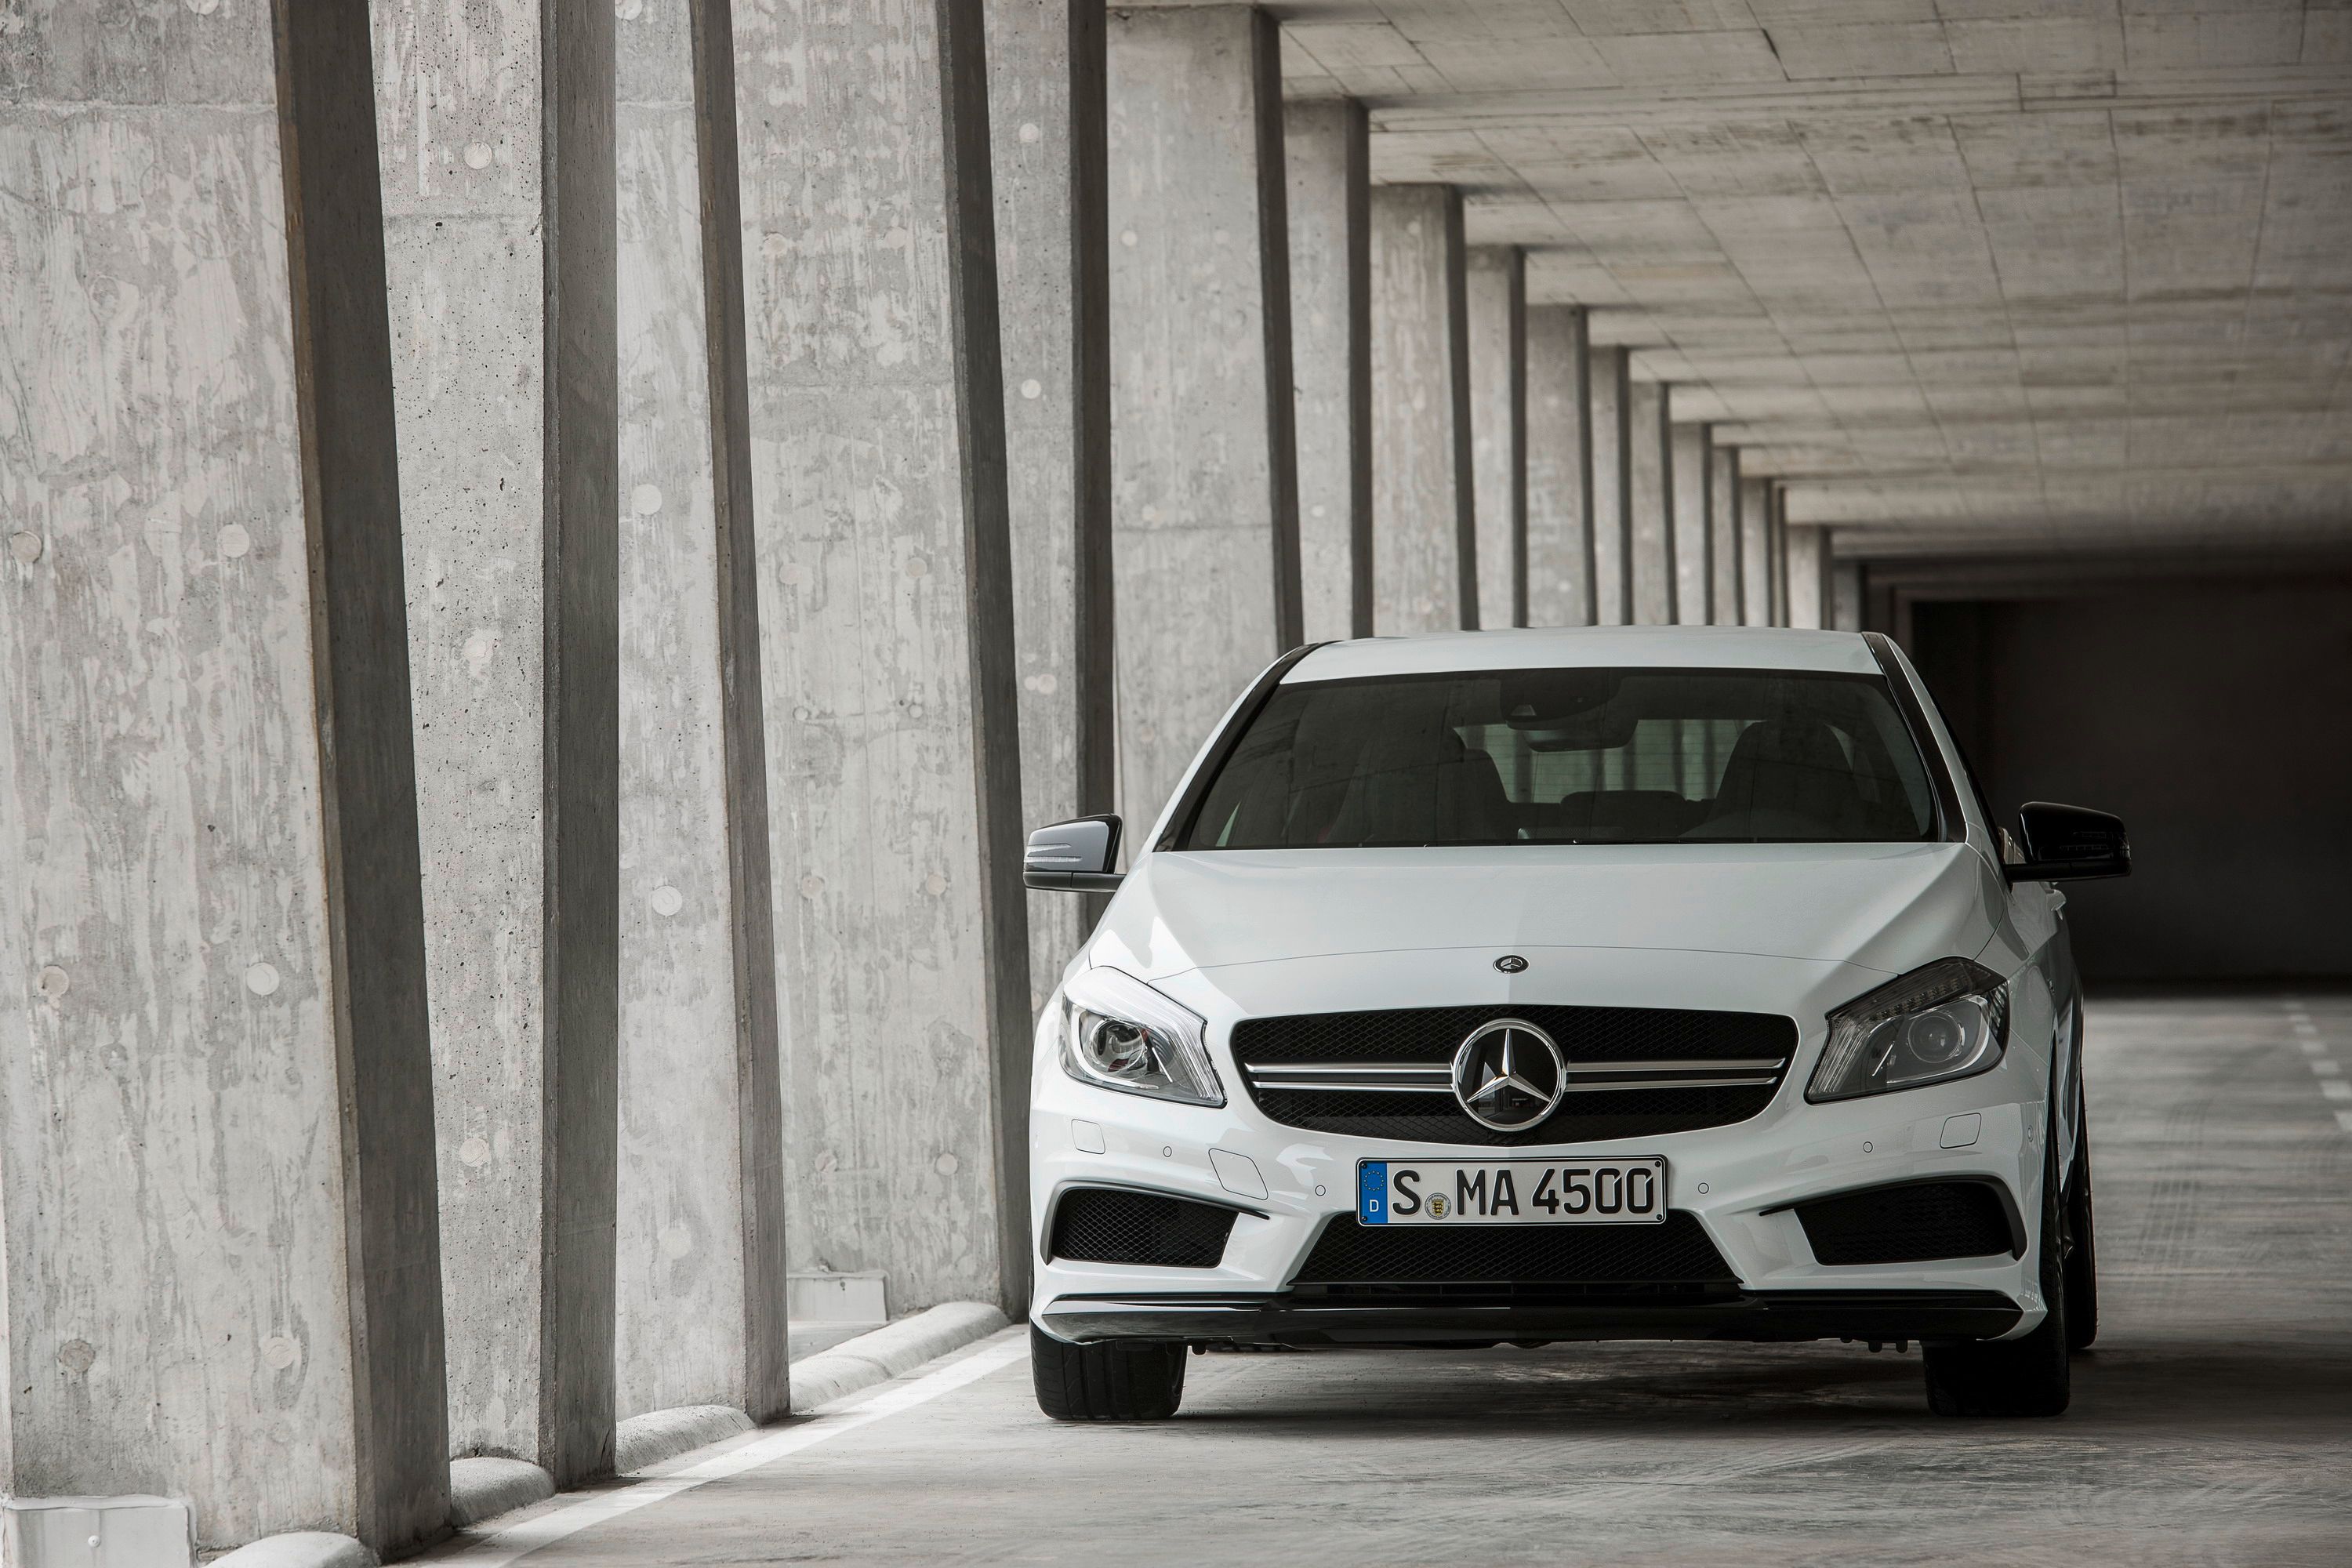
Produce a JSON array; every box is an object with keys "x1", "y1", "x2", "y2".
[
  {"x1": 780, "y1": 561, "x2": 807, "y2": 586},
  {"x1": 1018, "y1": 122, "x2": 1042, "y2": 144},
  {"x1": 1019, "y1": 378, "x2": 1043, "y2": 400},
  {"x1": 219, "y1": 523, "x2": 251, "y2": 559},
  {"x1": 36, "y1": 965, "x2": 68, "y2": 1000},
  {"x1": 902, "y1": 555, "x2": 929, "y2": 578},
  {"x1": 464, "y1": 142, "x2": 494, "y2": 170},
  {"x1": 1120, "y1": 229, "x2": 1138, "y2": 248},
  {"x1": 1022, "y1": 671, "x2": 1058, "y2": 696},
  {"x1": 659, "y1": 1222, "x2": 693, "y2": 1259},
  {"x1": 924, "y1": 872, "x2": 948, "y2": 896},
  {"x1": 458, "y1": 1135, "x2": 491, "y2": 1168},
  {"x1": 9, "y1": 531, "x2": 42, "y2": 564},
  {"x1": 1406, "y1": 219, "x2": 1422, "y2": 238},
  {"x1": 631, "y1": 483, "x2": 662, "y2": 516},
  {"x1": 800, "y1": 874, "x2": 826, "y2": 900},
  {"x1": 58, "y1": 1339, "x2": 95, "y2": 1374},
  {"x1": 935, "y1": 1152, "x2": 960, "y2": 1175},
  {"x1": 616, "y1": 0, "x2": 644, "y2": 17},
  {"x1": 263, "y1": 1334, "x2": 301, "y2": 1371},
  {"x1": 245, "y1": 962, "x2": 281, "y2": 997},
  {"x1": 650, "y1": 884, "x2": 684, "y2": 918},
  {"x1": 1310, "y1": 505, "x2": 1327, "y2": 519}
]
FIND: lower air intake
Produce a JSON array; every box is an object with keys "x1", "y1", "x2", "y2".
[
  {"x1": 1796, "y1": 1180, "x2": 2020, "y2": 1266},
  {"x1": 1291, "y1": 1211, "x2": 1736, "y2": 1293},
  {"x1": 1049, "y1": 1187, "x2": 1238, "y2": 1269}
]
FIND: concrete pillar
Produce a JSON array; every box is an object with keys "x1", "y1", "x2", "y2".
[
  {"x1": 1370, "y1": 183, "x2": 1477, "y2": 633},
  {"x1": 1626, "y1": 379, "x2": 1674, "y2": 624},
  {"x1": 1108, "y1": 5, "x2": 1301, "y2": 824},
  {"x1": 1590, "y1": 345, "x2": 1633, "y2": 625},
  {"x1": 1831, "y1": 557, "x2": 1864, "y2": 633},
  {"x1": 1788, "y1": 524, "x2": 1829, "y2": 629},
  {"x1": 1467, "y1": 247, "x2": 1527, "y2": 629},
  {"x1": 989, "y1": 0, "x2": 1114, "y2": 1003},
  {"x1": 1525, "y1": 306, "x2": 1595, "y2": 627},
  {"x1": 372, "y1": 0, "x2": 619, "y2": 1483},
  {"x1": 733, "y1": 0, "x2": 1033, "y2": 1313},
  {"x1": 1284, "y1": 98, "x2": 1372, "y2": 643},
  {"x1": 1739, "y1": 474, "x2": 1771, "y2": 626},
  {"x1": 1769, "y1": 486, "x2": 1791, "y2": 626},
  {"x1": 1711, "y1": 444, "x2": 1741, "y2": 628},
  {"x1": 612, "y1": 0, "x2": 789, "y2": 1428},
  {"x1": 1668, "y1": 409, "x2": 1711, "y2": 625},
  {"x1": 0, "y1": 1, "x2": 448, "y2": 1552}
]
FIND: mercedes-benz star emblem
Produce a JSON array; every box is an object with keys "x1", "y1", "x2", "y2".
[
  {"x1": 1450, "y1": 1018, "x2": 1566, "y2": 1133},
  {"x1": 1494, "y1": 954, "x2": 1528, "y2": 974}
]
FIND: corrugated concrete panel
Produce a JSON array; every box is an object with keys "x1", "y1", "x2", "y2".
[
  {"x1": 1627, "y1": 379, "x2": 1674, "y2": 624},
  {"x1": 1285, "y1": 97, "x2": 1372, "y2": 643},
  {"x1": 373, "y1": 0, "x2": 619, "y2": 1482},
  {"x1": 1108, "y1": 5, "x2": 1301, "y2": 829},
  {"x1": 1370, "y1": 183, "x2": 1476, "y2": 633},
  {"x1": 0, "y1": 0, "x2": 446, "y2": 1551},
  {"x1": 1669, "y1": 410, "x2": 1711, "y2": 624},
  {"x1": 986, "y1": 0, "x2": 1112, "y2": 1002},
  {"x1": 733, "y1": 0, "x2": 1032, "y2": 1314},
  {"x1": 1591, "y1": 346, "x2": 1633, "y2": 625},
  {"x1": 1524, "y1": 305, "x2": 1595, "y2": 628},
  {"x1": 1467, "y1": 246, "x2": 1527, "y2": 630}
]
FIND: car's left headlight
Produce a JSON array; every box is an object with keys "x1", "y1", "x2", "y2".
[
  {"x1": 1807, "y1": 957, "x2": 2009, "y2": 1103},
  {"x1": 1058, "y1": 966, "x2": 1225, "y2": 1107}
]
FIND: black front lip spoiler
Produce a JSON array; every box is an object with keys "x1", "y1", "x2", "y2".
[{"x1": 1038, "y1": 1289, "x2": 2023, "y2": 1347}]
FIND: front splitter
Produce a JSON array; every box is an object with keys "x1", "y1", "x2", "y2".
[{"x1": 1038, "y1": 1289, "x2": 2022, "y2": 1347}]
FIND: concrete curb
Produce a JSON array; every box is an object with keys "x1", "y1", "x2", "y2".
[
  {"x1": 788, "y1": 1301, "x2": 1011, "y2": 1413},
  {"x1": 209, "y1": 1531, "x2": 373, "y2": 1568},
  {"x1": 446, "y1": 1456, "x2": 554, "y2": 1528},
  {"x1": 614, "y1": 1403, "x2": 756, "y2": 1475}
]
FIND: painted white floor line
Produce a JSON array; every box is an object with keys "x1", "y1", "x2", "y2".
[{"x1": 437, "y1": 1332, "x2": 1029, "y2": 1566}]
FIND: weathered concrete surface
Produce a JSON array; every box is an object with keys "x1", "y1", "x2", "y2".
[
  {"x1": 372, "y1": 0, "x2": 621, "y2": 1481},
  {"x1": 1626, "y1": 379, "x2": 1675, "y2": 625},
  {"x1": 1369, "y1": 183, "x2": 1475, "y2": 633},
  {"x1": 399, "y1": 994, "x2": 2352, "y2": 1566},
  {"x1": 612, "y1": 0, "x2": 789, "y2": 1431},
  {"x1": 0, "y1": 0, "x2": 447, "y2": 1553},
  {"x1": 1830, "y1": 558, "x2": 1863, "y2": 632},
  {"x1": 447, "y1": 1457, "x2": 554, "y2": 1529},
  {"x1": 987, "y1": 0, "x2": 1109, "y2": 1000},
  {"x1": 1787, "y1": 523, "x2": 1829, "y2": 630},
  {"x1": 785, "y1": 1303, "x2": 1012, "y2": 1413},
  {"x1": 1107, "y1": 5, "x2": 1301, "y2": 829},
  {"x1": 1740, "y1": 473, "x2": 1772, "y2": 626},
  {"x1": 1466, "y1": 246, "x2": 1526, "y2": 630},
  {"x1": 1711, "y1": 443, "x2": 1742, "y2": 627},
  {"x1": 731, "y1": 0, "x2": 1032, "y2": 1314},
  {"x1": 1523, "y1": 306, "x2": 1592, "y2": 628},
  {"x1": 1670, "y1": 413, "x2": 1711, "y2": 625},
  {"x1": 1283, "y1": 98, "x2": 1370, "y2": 644},
  {"x1": 1589, "y1": 345, "x2": 1632, "y2": 626}
]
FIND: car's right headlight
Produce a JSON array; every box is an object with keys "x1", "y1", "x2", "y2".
[
  {"x1": 1806, "y1": 957, "x2": 2009, "y2": 1103},
  {"x1": 1058, "y1": 966, "x2": 1225, "y2": 1107}
]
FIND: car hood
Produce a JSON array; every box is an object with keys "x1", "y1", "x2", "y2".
[{"x1": 1084, "y1": 841, "x2": 2000, "y2": 983}]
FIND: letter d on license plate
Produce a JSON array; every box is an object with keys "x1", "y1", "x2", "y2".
[{"x1": 1358, "y1": 1157, "x2": 1667, "y2": 1225}]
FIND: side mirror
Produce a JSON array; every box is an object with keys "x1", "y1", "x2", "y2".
[
  {"x1": 1024, "y1": 815, "x2": 1123, "y2": 892},
  {"x1": 2005, "y1": 801, "x2": 2130, "y2": 884}
]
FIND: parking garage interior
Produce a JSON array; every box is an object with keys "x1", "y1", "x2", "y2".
[{"x1": 1, "y1": 1, "x2": 2347, "y2": 1563}]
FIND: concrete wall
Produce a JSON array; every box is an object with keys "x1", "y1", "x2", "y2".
[
  {"x1": 1711, "y1": 444, "x2": 1741, "y2": 626},
  {"x1": 989, "y1": 0, "x2": 1111, "y2": 998},
  {"x1": 731, "y1": 0, "x2": 1032, "y2": 1314},
  {"x1": 1107, "y1": 5, "x2": 1300, "y2": 829},
  {"x1": 374, "y1": 0, "x2": 620, "y2": 1482},
  {"x1": 1466, "y1": 247, "x2": 1526, "y2": 630},
  {"x1": 1590, "y1": 346, "x2": 1632, "y2": 625},
  {"x1": 1788, "y1": 523, "x2": 1827, "y2": 629},
  {"x1": 1911, "y1": 581, "x2": 2352, "y2": 979},
  {"x1": 1740, "y1": 474, "x2": 1771, "y2": 626},
  {"x1": 1626, "y1": 379, "x2": 1672, "y2": 624},
  {"x1": 1525, "y1": 306, "x2": 1594, "y2": 628},
  {"x1": 0, "y1": 0, "x2": 446, "y2": 1550},
  {"x1": 1284, "y1": 98, "x2": 1370, "y2": 644},
  {"x1": 1670, "y1": 414, "x2": 1711, "y2": 625},
  {"x1": 1370, "y1": 183, "x2": 1475, "y2": 633}
]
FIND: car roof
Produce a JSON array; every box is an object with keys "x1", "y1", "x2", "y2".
[{"x1": 1285, "y1": 626, "x2": 1882, "y2": 683}]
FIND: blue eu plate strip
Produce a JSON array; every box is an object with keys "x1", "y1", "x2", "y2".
[{"x1": 1358, "y1": 1160, "x2": 1388, "y2": 1225}]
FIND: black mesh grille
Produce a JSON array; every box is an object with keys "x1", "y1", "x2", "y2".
[
  {"x1": 1797, "y1": 1181, "x2": 2017, "y2": 1266},
  {"x1": 1292, "y1": 1210, "x2": 1736, "y2": 1292},
  {"x1": 1049, "y1": 1188, "x2": 1237, "y2": 1269},
  {"x1": 1236, "y1": 1004, "x2": 1795, "y2": 1146}
]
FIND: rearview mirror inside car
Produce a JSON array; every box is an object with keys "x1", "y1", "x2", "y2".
[
  {"x1": 1024, "y1": 815, "x2": 1123, "y2": 892},
  {"x1": 2005, "y1": 801, "x2": 2130, "y2": 884}
]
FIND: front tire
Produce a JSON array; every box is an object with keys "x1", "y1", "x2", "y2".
[
  {"x1": 1922, "y1": 1123, "x2": 2071, "y2": 1417},
  {"x1": 1031, "y1": 1324, "x2": 1186, "y2": 1421},
  {"x1": 2063, "y1": 1122, "x2": 2099, "y2": 1351}
]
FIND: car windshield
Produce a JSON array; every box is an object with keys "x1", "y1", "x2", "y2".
[{"x1": 1180, "y1": 666, "x2": 1940, "y2": 848}]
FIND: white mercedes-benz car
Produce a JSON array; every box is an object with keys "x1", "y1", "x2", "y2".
[{"x1": 1021, "y1": 628, "x2": 2129, "y2": 1421}]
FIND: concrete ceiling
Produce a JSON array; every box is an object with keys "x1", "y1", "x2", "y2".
[{"x1": 1255, "y1": 0, "x2": 2352, "y2": 554}]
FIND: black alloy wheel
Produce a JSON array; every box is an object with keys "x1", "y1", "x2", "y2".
[{"x1": 1922, "y1": 1098, "x2": 2072, "y2": 1417}]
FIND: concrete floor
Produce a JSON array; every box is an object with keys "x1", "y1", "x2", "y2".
[{"x1": 434, "y1": 995, "x2": 2352, "y2": 1566}]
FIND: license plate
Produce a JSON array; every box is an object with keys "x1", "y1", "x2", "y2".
[{"x1": 1357, "y1": 1157, "x2": 1667, "y2": 1225}]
